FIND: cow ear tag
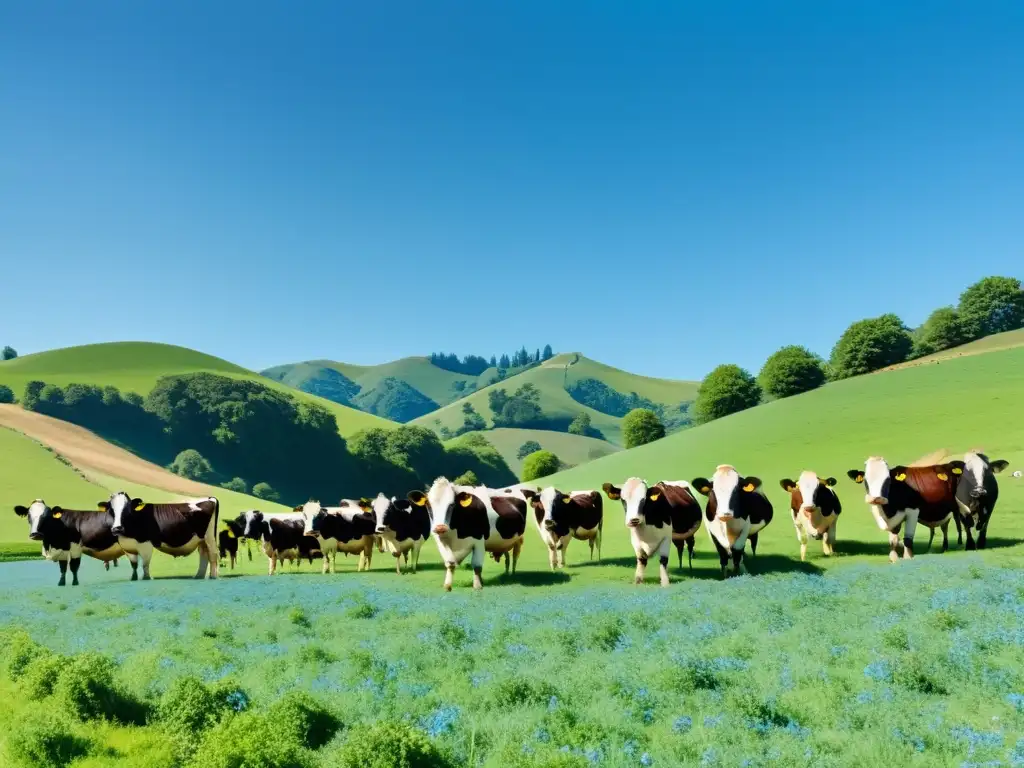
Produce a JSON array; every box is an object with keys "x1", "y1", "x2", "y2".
[
  {"x1": 743, "y1": 483, "x2": 756, "y2": 492},
  {"x1": 952, "y1": 467, "x2": 963, "y2": 475},
  {"x1": 607, "y1": 492, "x2": 620, "y2": 500},
  {"x1": 936, "y1": 472, "x2": 948, "y2": 481},
  {"x1": 412, "y1": 496, "x2": 427, "y2": 507},
  {"x1": 52, "y1": 512, "x2": 62, "y2": 519},
  {"x1": 458, "y1": 495, "x2": 473, "y2": 507},
  {"x1": 97, "y1": 505, "x2": 106, "y2": 513},
  {"x1": 894, "y1": 473, "x2": 907, "y2": 482},
  {"x1": 134, "y1": 502, "x2": 146, "y2": 511},
  {"x1": 648, "y1": 492, "x2": 661, "y2": 502},
  {"x1": 226, "y1": 529, "x2": 235, "y2": 538},
  {"x1": 699, "y1": 486, "x2": 710, "y2": 494},
  {"x1": 561, "y1": 496, "x2": 571, "y2": 504}
]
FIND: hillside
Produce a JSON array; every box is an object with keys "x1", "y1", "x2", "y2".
[
  {"x1": 413, "y1": 353, "x2": 699, "y2": 445},
  {"x1": 883, "y1": 327, "x2": 1024, "y2": 372},
  {"x1": 536, "y1": 344, "x2": 1024, "y2": 563},
  {"x1": 0, "y1": 342, "x2": 393, "y2": 437},
  {"x1": 460, "y1": 427, "x2": 620, "y2": 476}
]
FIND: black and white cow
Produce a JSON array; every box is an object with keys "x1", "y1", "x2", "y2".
[
  {"x1": 955, "y1": 451, "x2": 1008, "y2": 550},
  {"x1": 218, "y1": 515, "x2": 247, "y2": 571},
  {"x1": 369, "y1": 493, "x2": 430, "y2": 574},
  {"x1": 779, "y1": 472, "x2": 841, "y2": 561},
  {"x1": 240, "y1": 509, "x2": 323, "y2": 575},
  {"x1": 100, "y1": 492, "x2": 219, "y2": 580},
  {"x1": 691, "y1": 465, "x2": 773, "y2": 577},
  {"x1": 408, "y1": 478, "x2": 527, "y2": 591},
  {"x1": 299, "y1": 500, "x2": 376, "y2": 574},
  {"x1": 524, "y1": 488, "x2": 603, "y2": 569},
  {"x1": 13, "y1": 499, "x2": 137, "y2": 585}
]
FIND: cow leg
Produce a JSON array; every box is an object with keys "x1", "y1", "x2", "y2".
[
  {"x1": 731, "y1": 547, "x2": 744, "y2": 576},
  {"x1": 926, "y1": 528, "x2": 935, "y2": 553},
  {"x1": 247, "y1": 542, "x2": 253, "y2": 562},
  {"x1": 57, "y1": 559, "x2": 67, "y2": 587},
  {"x1": 888, "y1": 531, "x2": 899, "y2": 563},
  {"x1": 796, "y1": 523, "x2": 809, "y2": 562},
  {"x1": 711, "y1": 536, "x2": 729, "y2": 578},
  {"x1": 902, "y1": 512, "x2": 917, "y2": 560},
  {"x1": 503, "y1": 552, "x2": 511, "y2": 576},
  {"x1": 444, "y1": 562, "x2": 455, "y2": 591},
  {"x1": 547, "y1": 545, "x2": 557, "y2": 571},
  {"x1": 964, "y1": 521, "x2": 977, "y2": 551},
  {"x1": 596, "y1": 524, "x2": 602, "y2": 563},
  {"x1": 412, "y1": 540, "x2": 422, "y2": 573},
  {"x1": 139, "y1": 542, "x2": 154, "y2": 580},
  {"x1": 472, "y1": 541, "x2": 485, "y2": 591},
  {"x1": 556, "y1": 540, "x2": 566, "y2": 569},
  {"x1": 658, "y1": 538, "x2": 671, "y2": 587},
  {"x1": 748, "y1": 533, "x2": 759, "y2": 557},
  {"x1": 940, "y1": 522, "x2": 949, "y2": 553},
  {"x1": 634, "y1": 552, "x2": 647, "y2": 585},
  {"x1": 954, "y1": 509, "x2": 963, "y2": 546},
  {"x1": 128, "y1": 553, "x2": 139, "y2": 581},
  {"x1": 512, "y1": 540, "x2": 522, "y2": 574},
  {"x1": 322, "y1": 550, "x2": 330, "y2": 575},
  {"x1": 70, "y1": 557, "x2": 81, "y2": 586},
  {"x1": 822, "y1": 521, "x2": 836, "y2": 557},
  {"x1": 977, "y1": 516, "x2": 989, "y2": 549},
  {"x1": 675, "y1": 540, "x2": 684, "y2": 571},
  {"x1": 363, "y1": 542, "x2": 373, "y2": 572},
  {"x1": 269, "y1": 553, "x2": 277, "y2": 576},
  {"x1": 588, "y1": 537, "x2": 595, "y2": 561},
  {"x1": 104, "y1": 560, "x2": 110, "y2": 571},
  {"x1": 195, "y1": 547, "x2": 210, "y2": 580},
  {"x1": 686, "y1": 537, "x2": 695, "y2": 571},
  {"x1": 394, "y1": 551, "x2": 402, "y2": 575}
]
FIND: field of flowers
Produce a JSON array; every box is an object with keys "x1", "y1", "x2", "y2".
[{"x1": 0, "y1": 556, "x2": 1023, "y2": 767}]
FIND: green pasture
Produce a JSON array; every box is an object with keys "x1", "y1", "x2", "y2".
[{"x1": 468, "y1": 427, "x2": 620, "y2": 476}]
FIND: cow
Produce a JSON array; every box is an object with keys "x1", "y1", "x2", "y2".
[
  {"x1": 13, "y1": 499, "x2": 138, "y2": 585},
  {"x1": 779, "y1": 473, "x2": 842, "y2": 561},
  {"x1": 298, "y1": 500, "x2": 376, "y2": 574},
  {"x1": 524, "y1": 488, "x2": 603, "y2": 569},
  {"x1": 955, "y1": 451, "x2": 1009, "y2": 550},
  {"x1": 691, "y1": 466, "x2": 773, "y2": 578},
  {"x1": 218, "y1": 516, "x2": 247, "y2": 571},
  {"x1": 486, "y1": 487, "x2": 528, "y2": 574},
  {"x1": 240, "y1": 509, "x2": 323, "y2": 575},
  {"x1": 408, "y1": 477, "x2": 527, "y2": 591},
  {"x1": 602, "y1": 478, "x2": 702, "y2": 585},
  {"x1": 100, "y1": 492, "x2": 220, "y2": 580},
  {"x1": 369, "y1": 493, "x2": 430, "y2": 574},
  {"x1": 846, "y1": 457, "x2": 962, "y2": 561}
]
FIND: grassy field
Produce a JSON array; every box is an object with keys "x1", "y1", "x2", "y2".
[
  {"x1": 0, "y1": 342, "x2": 393, "y2": 437},
  {"x1": 883, "y1": 327, "x2": 1024, "y2": 371},
  {"x1": 414, "y1": 354, "x2": 699, "y2": 446},
  {"x1": 470, "y1": 427, "x2": 620, "y2": 476}
]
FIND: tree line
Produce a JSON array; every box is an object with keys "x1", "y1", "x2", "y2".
[
  {"x1": 693, "y1": 274, "x2": 1024, "y2": 424},
  {"x1": 429, "y1": 344, "x2": 554, "y2": 376}
]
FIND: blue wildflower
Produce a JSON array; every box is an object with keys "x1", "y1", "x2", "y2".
[
  {"x1": 623, "y1": 739, "x2": 638, "y2": 757},
  {"x1": 704, "y1": 714, "x2": 724, "y2": 728},
  {"x1": 225, "y1": 690, "x2": 249, "y2": 712},
  {"x1": 419, "y1": 704, "x2": 460, "y2": 738},
  {"x1": 864, "y1": 659, "x2": 892, "y2": 682},
  {"x1": 1008, "y1": 693, "x2": 1024, "y2": 713},
  {"x1": 640, "y1": 752, "x2": 653, "y2": 766},
  {"x1": 700, "y1": 746, "x2": 718, "y2": 766},
  {"x1": 548, "y1": 695, "x2": 559, "y2": 712},
  {"x1": 642, "y1": 708, "x2": 655, "y2": 724},
  {"x1": 534, "y1": 728, "x2": 551, "y2": 743},
  {"x1": 673, "y1": 715, "x2": 693, "y2": 734}
]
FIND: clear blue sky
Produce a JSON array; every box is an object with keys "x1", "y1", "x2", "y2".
[{"x1": 1, "y1": 2, "x2": 1021, "y2": 380}]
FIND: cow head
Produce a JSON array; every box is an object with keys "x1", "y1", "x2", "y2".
[
  {"x1": 957, "y1": 452, "x2": 1009, "y2": 514},
  {"x1": 691, "y1": 465, "x2": 762, "y2": 519},
  {"x1": 602, "y1": 478, "x2": 655, "y2": 528},
  {"x1": 225, "y1": 515, "x2": 246, "y2": 538},
  {"x1": 780, "y1": 472, "x2": 836, "y2": 536},
  {"x1": 240, "y1": 510, "x2": 265, "y2": 539},
  {"x1": 371, "y1": 493, "x2": 411, "y2": 535},
  {"x1": 297, "y1": 501, "x2": 324, "y2": 536},
  {"x1": 408, "y1": 477, "x2": 475, "y2": 535},
  {"x1": 14, "y1": 499, "x2": 61, "y2": 541},
  {"x1": 532, "y1": 487, "x2": 573, "y2": 531},
  {"x1": 847, "y1": 457, "x2": 893, "y2": 506},
  {"x1": 100, "y1": 491, "x2": 144, "y2": 537}
]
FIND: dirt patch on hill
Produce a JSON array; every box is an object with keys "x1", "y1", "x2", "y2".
[{"x1": 0, "y1": 404, "x2": 216, "y2": 497}]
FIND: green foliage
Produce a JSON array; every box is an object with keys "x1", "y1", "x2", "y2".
[
  {"x1": 190, "y1": 710, "x2": 318, "y2": 768},
  {"x1": 621, "y1": 407, "x2": 666, "y2": 447},
  {"x1": 829, "y1": 313, "x2": 913, "y2": 379},
  {"x1": 912, "y1": 306, "x2": 969, "y2": 358},
  {"x1": 328, "y1": 720, "x2": 455, "y2": 768},
  {"x1": 456, "y1": 401, "x2": 486, "y2": 435},
  {"x1": 53, "y1": 652, "x2": 147, "y2": 724},
  {"x1": 565, "y1": 377, "x2": 659, "y2": 418},
  {"x1": 443, "y1": 432, "x2": 516, "y2": 487},
  {"x1": 490, "y1": 383, "x2": 544, "y2": 428},
  {"x1": 758, "y1": 345, "x2": 826, "y2": 399},
  {"x1": 38, "y1": 384, "x2": 64, "y2": 408},
  {"x1": 252, "y1": 482, "x2": 279, "y2": 502},
  {"x1": 7, "y1": 709, "x2": 93, "y2": 767},
  {"x1": 567, "y1": 412, "x2": 592, "y2": 436},
  {"x1": 3, "y1": 628, "x2": 44, "y2": 680},
  {"x1": 694, "y1": 365, "x2": 762, "y2": 424},
  {"x1": 1, "y1": 346, "x2": 17, "y2": 360},
  {"x1": 0, "y1": 384, "x2": 14, "y2": 403},
  {"x1": 21, "y1": 380, "x2": 45, "y2": 411},
  {"x1": 522, "y1": 450, "x2": 561, "y2": 481},
  {"x1": 158, "y1": 676, "x2": 225, "y2": 737},
  {"x1": 542, "y1": 344, "x2": 554, "y2": 361},
  {"x1": 266, "y1": 691, "x2": 342, "y2": 750},
  {"x1": 958, "y1": 275, "x2": 1024, "y2": 339},
  {"x1": 353, "y1": 377, "x2": 438, "y2": 422},
  {"x1": 262, "y1": 365, "x2": 361, "y2": 406},
  {"x1": 452, "y1": 470, "x2": 479, "y2": 486},
  {"x1": 20, "y1": 653, "x2": 65, "y2": 700},
  {"x1": 221, "y1": 477, "x2": 249, "y2": 493},
  {"x1": 492, "y1": 674, "x2": 559, "y2": 708},
  {"x1": 170, "y1": 449, "x2": 214, "y2": 482},
  {"x1": 517, "y1": 440, "x2": 542, "y2": 460}
]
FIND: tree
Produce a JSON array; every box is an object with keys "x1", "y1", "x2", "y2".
[
  {"x1": 622, "y1": 408, "x2": 666, "y2": 448},
  {"x1": 693, "y1": 365, "x2": 761, "y2": 424},
  {"x1": 1, "y1": 346, "x2": 16, "y2": 361},
  {"x1": 957, "y1": 276, "x2": 1024, "y2": 339},
  {"x1": 456, "y1": 402, "x2": 486, "y2": 435},
  {"x1": 453, "y1": 470, "x2": 479, "y2": 486},
  {"x1": 498, "y1": 354, "x2": 511, "y2": 369},
  {"x1": 252, "y1": 482, "x2": 280, "y2": 502},
  {"x1": 489, "y1": 355, "x2": 497, "y2": 367},
  {"x1": 488, "y1": 389, "x2": 510, "y2": 417},
  {"x1": 542, "y1": 344, "x2": 553, "y2": 361},
  {"x1": 568, "y1": 412, "x2": 592, "y2": 436},
  {"x1": 522, "y1": 450, "x2": 561, "y2": 482},
  {"x1": 0, "y1": 384, "x2": 14, "y2": 404},
  {"x1": 829, "y1": 313, "x2": 913, "y2": 379},
  {"x1": 912, "y1": 306, "x2": 969, "y2": 358},
  {"x1": 170, "y1": 449, "x2": 214, "y2": 481},
  {"x1": 221, "y1": 477, "x2": 249, "y2": 493},
  {"x1": 758, "y1": 346, "x2": 826, "y2": 399},
  {"x1": 516, "y1": 440, "x2": 542, "y2": 460},
  {"x1": 38, "y1": 384, "x2": 65, "y2": 409}
]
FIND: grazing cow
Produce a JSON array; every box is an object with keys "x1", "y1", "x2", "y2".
[
  {"x1": 602, "y1": 478, "x2": 702, "y2": 585},
  {"x1": 955, "y1": 452, "x2": 1008, "y2": 550},
  {"x1": 299, "y1": 500, "x2": 376, "y2": 574},
  {"x1": 218, "y1": 516, "x2": 246, "y2": 571},
  {"x1": 524, "y1": 488, "x2": 603, "y2": 569},
  {"x1": 486, "y1": 487, "x2": 528, "y2": 574},
  {"x1": 408, "y1": 478, "x2": 527, "y2": 591},
  {"x1": 100, "y1": 492, "x2": 219, "y2": 580},
  {"x1": 241, "y1": 510, "x2": 323, "y2": 575},
  {"x1": 779, "y1": 473, "x2": 842, "y2": 561},
  {"x1": 370, "y1": 493, "x2": 430, "y2": 574},
  {"x1": 691, "y1": 466, "x2": 773, "y2": 578},
  {"x1": 13, "y1": 499, "x2": 138, "y2": 585},
  {"x1": 846, "y1": 457, "x2": 962, "y2": 560}
]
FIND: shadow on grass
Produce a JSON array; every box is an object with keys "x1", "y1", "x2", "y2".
[{"x1": 486, "y1": 570, "x2": 573, "y2": 587}]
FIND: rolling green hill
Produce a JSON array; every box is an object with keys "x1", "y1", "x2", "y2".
[
  {"x1": 413, "y1": 353, "x2": 699, "y2": 445},
  {"x1": 0, "y1": 342, "x2": 393, "y2": 437},
  {"x1": 534, "y1": 344, "x2": 1024, "y2": 566},
  {"x1": 458, "y1": 427, "x2": 621, "y2": 476}
]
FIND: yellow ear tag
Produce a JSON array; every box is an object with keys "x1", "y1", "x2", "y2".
[
  {"x1": 743, "y1": 483, "x2": 755, "y2": 492},
  {"x1": 412, "y1": 496, "x2": 427, "y2": 507},
  {"x1": 561, "y1": 497, "x2": 571, "y2": 504},
  {"x1": 226, "y1": 529, "x2": 235, "y2": 538},
  {"x1": 459, "y1": 495, "x2": 474, "y2": 507},
  {"x1": 895, "y1": 473, "x2": 907, "y2": 482},
  {"x1": 856, "y1": 474, "x2": 864, "y2": 483},
  {"x1": 97, "y1": 506, "x2": 106, "y2": 513},
  {"x1": 52, "y1": 512, "x2": 62, "y2": 519},
  {"x1": 936, "y1": 472, "x2": 948, "y2": 481},
  {"x1": 649, "y1": 492, "x2": 661, "y2": 502},
  {"x1": 700, "y1": 486, "x2": 711, "y2": 494},
  {"x1": 952, "y1": 467, "x2": 963, "y2": 475},
  {"x1": 607, "y1": 492, "x2": 620, "y2": 500},
  {"x1": 135, "y1": 503, "x2": 146, "y2": 511}
]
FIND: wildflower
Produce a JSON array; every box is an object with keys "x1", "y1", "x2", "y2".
[
  {"x1": 704, "y1": 714, "x2": 724, "y2": 728},
  {"x1": 419, "y1": 704, "x2": 460, "y2": 738},
  {"x1": 640, "y1": 752, "x2": 653, "y2": 766},
  {"x1": 700, "y1": 746, "x2": 718, "y2": 766},
  {"x1": 534, "y1": 728, "x2": 551, "y2": 743},
  {"x1": 863, "y1": 660, "x2": 892, "y2": 682},
  {"x1": 1007, "y1": 693, "x2": 1024, "y2": 713},
  {"x1": 642, "y1": 708, "x2": 654, "y2": 724},
  {"x1": 623, "y1": 740, "x2": 638, "y2": 757},
  {"x1": 673, "y1": 716, "x2": 693, "y2": 734}
]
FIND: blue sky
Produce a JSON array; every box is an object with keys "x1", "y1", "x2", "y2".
[{"x1": 1, "y1": 2, "x2": 1021, "y2": 380}]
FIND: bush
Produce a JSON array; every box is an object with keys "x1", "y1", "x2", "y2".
[
  {"x1": 327, "y1": 719, "x2": 455, "y2": 768},
  {"x1": 266, "y1": 691, "x2": 342, "y2": 750},
  {"x1": 829, "y1": 313, "x2": 913, "y2": 379},
  {"x1": 53, "y1": 652, "x2": 146, "y2": 724},
  {"x1": 21, "y1": 380, "x2": 46, "y2": 411},
  {"x1": 621, "y1": 408, "x2": 666, "y2": 447},
  {"x1": 191, "y1": 711, "x2": 317, "y2": 768},
  {"x1": 0, "y1": 384, "x2": 14, "y2": 403},
  {"x1": 3, "y1": 628, "x2": 44, "y2": 680},
  {"x1": 252, "y1": 482, "x2": 280, "y2": 502},
  {"x1": 492, "y1": 674, "x2": 559, "y2": 708},
  {"x1": 957, "y1": 275, "x2": 1024, "y2": 339},
  {"x1": 693, "y1": 366, "x2": 761, "y2": 424},
  {"x1": 912, "y1": 306, "x2": 969, "y2": 358},
  {"x1": 516, "y1": 440, "x2": 542, "y2": 460},
  {"x1": 452, "y1": 470, "x2": 479, "y2": 486},
  {"x1": 758, "y1": 345, "x2": 826, "y2": 399},
  {"x1": 7, "y1": 709, "x2": 92, "y2": 767},
  {"x1": 522, "y1": 450, "x2": 561, "y2": 482},
  {"x1": 20, "y1": 653, "x2": 65, "y2": 700},
  {"x1": 567, "y1": 412, "x2": 592, "y2": 436},
  {"x1": 221, "y1": 477, "x2": 249, "y2": 493},
  {"x1": 170, "y1": 449, "x2": 214, "y2": 481},
  {"x1": 1, "y1": 346, "x2": 16, "y2": 360},
  {"x1": 158, "y1": 676, "x2": 224, "y2": 736}
]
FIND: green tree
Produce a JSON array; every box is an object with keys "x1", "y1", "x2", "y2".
[
  {"x1": 171, "y1": 449, "x2": 214, "y2": 481},
  {"x1": 38, "y1": 384, "x2": 65, "y2": 409},
  {"x1": 22, "y1": 381, "x2": 46, "y2": 411},
  {"x1": 957, "y1": 276, "x2": 1024, "y2": 339},
  {"x1": 221, "y1": 477, "x2": 249, "y2": 493},
  {"x1": 542, "y1": 344, "x2": 554, "y2": 361},
  {"x1": 568, "y1": 412, "x2": 592, "y2": 436},
  {"x1": 1, "y1": 346, "x2": 16, "y2": 361},
  {"x1": 516, "y1": 440, "x2": 542, "y2": 460},
  {"x1": 522, "y1": 450, "x2": 561, "y2": 482},
  {"x1": 911, "y1": 306, "x2": 969, "y2": 358},
  {"x1": 694, "y1": 365, "x2": 761, "y2": 424},
  {"x1": 487, "y1": 389, "x2": 509, "y2": 417},
  {"x1": 0, "y1": 384, "x2": 14, "y2": 404},
  {"x1": 622, "y1": 408, "x2": 666, "y2": 448},
  {"x1": 453, "y1": 470, "x2": 479, "y2": 486},
  {"x1": 758, "y1": 345, "x2": 826, "y2": 399},
  {"x1": 456, "y1": 402, "x2": 486, "y2": 435},
  {"x1": 252, "y1": 482, "x2": 280, "y2": 502},
  {"x1": 829, "y1": 313, "x2": 913, "y2": 379}
]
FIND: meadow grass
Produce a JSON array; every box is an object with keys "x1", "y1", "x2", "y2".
[{"x1": 461, "y1": 428, "x2": 620, "y2": 476}]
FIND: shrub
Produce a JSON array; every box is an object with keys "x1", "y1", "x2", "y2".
[
  {"x1": 893, "y1": 653, "x2": 949, "y2": 695},
  {"x1": 0, "y1": 384, "x2": 15, "y2": 403},
  {"x1": 567, "y1": 412, "x2": 592, "y2": 436},
  {"x1": 911, "y1": 306, "x2": 969, "y2": 357},
  {"x1": 158, "y1": 676, "x2": 223, "y2": 736},
  {"x1": 492, "y1": 674, "x2": 559, "y2": 708},
  {"x1": 170, "y1": 449, "x2": 214, "y2": 481},
  {"x1": 327, "y1": 719, "x2": 455, "y2": 768},
  {"x1": 589, "y1": 615, "x2": 625, "y2": 651},
  {"x1": 220, "y1": 477, "x2": 249, "y2": 493},
  {"x1": 191, "y1": 711, "x2": 318, "y2": 768},
  {"x1": 516, "y1": 440, "x2": 542, "y2": 460},
  {"x1": 267, "y1": 691, "x2": 342, "y2": 750},
  {"x1": 53, "y1": 652, "x2": 147, "y2": 724},
  {"x1": 7, "y1": 709, "x2": 92, "y2": 767},
  {"x1": 758, "y1": 345, "x2": 826, "y2": 399},
  {"x1": 289, "y1": 607, "x2": 311, "y2": 628},
  {"x1": 252, "y1": 482, "x2": 280, "y2": 502},
  {"x1": 20, "y1": 653, "x2": 65, "y2": 700},
  {"x1": 957, "y1": 275, "x2": 1024, "y2": 339},
  {"x1": 829, "y1": 313, "x2": 913, "y2": 379},
  {"x1": 1, "y1": 345, "x2": 17, "y2": 361},
  {"x1": 693, "y1": 366, "x2": 761, "y2": 424},
  {"x1": 452, "y1": 470, "x2": 479, "y2": 486},
  {"x1": 621, "y1": 407, "x2": 666, "y2": 447},
  {"x1": 522, "y1": 450, "x2": 561, "y2": 482},
  {"x1": 3, "y1": 629, "x2": 45, "y2": 680}
]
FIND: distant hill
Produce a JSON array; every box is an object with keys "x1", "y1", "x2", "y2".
[{"x1": 464, "y1": 427, "x2": 621, "y2": 476}]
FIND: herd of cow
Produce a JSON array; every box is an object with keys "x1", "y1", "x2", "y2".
[{"x1": 13, "y1": 451, "x2": 1009, "y2": 589}]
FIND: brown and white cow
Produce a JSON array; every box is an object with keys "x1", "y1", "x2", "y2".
[
  {"x1": 847, "y1": 456, "x2": 963, "y2": 561},
  {"x1": 779, "y1": 473, "x2": 841, "y2": 561},
  {"x1": 691, "y1": 466, "x2": 773, "y2": 578},
  {"x1": 14, "y1": 499, "x2": 138, "y2": 585},
  {"x1": 524, "y1": 488, "x2": 603, "y2": 569},
  {"x1": 955, "y1": 451, "x2": 1009, "y2": 550},
  {"x1": 218, "y1": 515, "x2": 247, "y2": 571},
  {"x1": 299, "y1": 500, "x2": 376, "y2": 573},
  {"x1": 369, "y1": 493, "x2": 430, "y2": 574},
  {"x1": 408, "y1": 478, "x2": 527, "y2": 591},
  {"x1": 101, "y1": 491, "x2": 219, "y2": 579}
]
